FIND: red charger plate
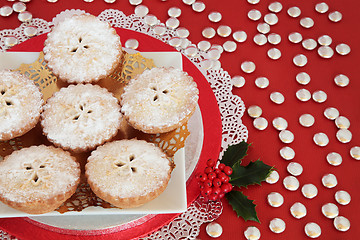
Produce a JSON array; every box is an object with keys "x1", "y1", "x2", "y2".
[{"x1": 0, "y1": 28, "x2": 222, "y2": 240}]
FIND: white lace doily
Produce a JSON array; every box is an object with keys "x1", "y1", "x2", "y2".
[{"x1": 0, "y1": 9, "x2": 248, "y2": 239}]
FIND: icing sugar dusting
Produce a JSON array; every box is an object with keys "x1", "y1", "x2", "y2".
[
  {"x1": 41, "y1": 84, "x2": 122, "y2": 152},
  {"x1": 121, "y1": 67, "x2": 199, "y2": 133},
  {"x1": 0, "y1": 145, "x2": 80, "y2": 203},
  {"x1": 0, "y1": 70, "x2": 43, "y2": 140},
  {"x1": 43, "y1": 15, "x2": 122, "y2": 83},
  {"x1": 86, "y1": 139, "x2": 172, "y2": 198}
]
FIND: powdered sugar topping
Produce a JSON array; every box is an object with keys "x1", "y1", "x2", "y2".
[
  {"x1": 0, "y1": 70, "x2": 43, "y2": 140},
  {"x1": 121, "y1": 67, "x2": 199, "y2": 133},
  {"x1": 43, "y1": 15, "x2": 122, "y2": 83},
  {"x1": 0, "y1": 145, "x2": 80, "y2": 203},
  {"x1": 41, "y1": 84, "x2": 122, "y2": 152},
  {"x1": 86, "y1": 139, "x2": 172, "y2": 198}
]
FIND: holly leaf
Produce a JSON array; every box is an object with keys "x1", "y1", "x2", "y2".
[
  {"x1": 221, "y1": 141, "x2": 250, "y2": 167},
  {"x1": 226, "y1": 191, "x2": 259, "y2": 222},
  {"x1": 229, "y1": 160, "x2": 273, "y2": 188}
]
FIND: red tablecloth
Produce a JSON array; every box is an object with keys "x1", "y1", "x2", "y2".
[{"x1": 1, "y1": 1, "x2": 360, "y2": 240}]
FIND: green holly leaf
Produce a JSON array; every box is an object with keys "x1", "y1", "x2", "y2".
[
  {"x1": 221, "y1": 141, "x2": 250, "y2": 167},
  {"x1": 229, "y1": 160, "x2": 273, "y2": 188},
  {"x1": 226, "y1": 191, "x2": 259, "y2": 222}
]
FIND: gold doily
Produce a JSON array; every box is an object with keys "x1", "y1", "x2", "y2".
[
  {"x1": 0, "y1": 51, "x2": 189, "y2": 213},
  {"x1": 17, "y1": 52, "x2": 58, "y2": 101},
  {"x1": 57, "y1": 180, "x2": 114, "y2": 213}
]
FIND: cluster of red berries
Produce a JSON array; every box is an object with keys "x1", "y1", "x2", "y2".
[{"x1": 196, "y1": 159, "x2": 233, "y2": 201}]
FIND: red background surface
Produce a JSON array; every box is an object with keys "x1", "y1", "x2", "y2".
[{"x1": 1, "y1": 0, "x2": 360, "y2": 239}]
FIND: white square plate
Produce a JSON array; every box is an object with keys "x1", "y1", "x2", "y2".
[{"x1": 0, "y1": 51, "x2": 187, "y2": 217}]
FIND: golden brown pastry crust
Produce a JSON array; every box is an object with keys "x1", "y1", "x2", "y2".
[
  {"x1": 0, "y1": 70, "x2": 43, "y2": 141},
  {"x1": 0, "y1": 145, "x2": 80, "y2": 214},
  {"x1": 41, "y1": 84, "x2": 122, "y2": 153},
  {"x1": 85, "y1": 139, "x2": 175, "y2": 209},
  {"x1": 43, "y1": 15, "x2": 123, "y2": 84},
  {"x1": 120, "y1": 67, "x2": 199, "y2": 134}
]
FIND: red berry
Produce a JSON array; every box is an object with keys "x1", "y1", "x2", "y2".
[
  {"x1": 207, "y1": 172, "x2": 216, "y2": 181},
  {"x1": 201, "y1": 186, "x2": 212, "y2": 197},
  {"x1": 217, "y1": 171, "x2": 225, "y2": 178},
  {"x1": 214, "y1": 168, "x2": 222, "y2": 175},
  {"x1": 218, "y1": 172, "x2": 230, "y2": 183},
  {"x1": 218, "y1": 163, "x2": 226, "y2": 170},
  {"x1": 221, "y1": 183, "x2": 233, "y2": 193},
  {"x1": 206, "y1": 159, "x2": 216, "y2": 167},
  {"x1": 208, "y1": 194, "x2": 218, "y2": 201},
  {"x1": 223, "y1": 166, "x2": 233, "y2": 175},
  {"x1": 195, "y1": 173, "x2": 201, "y2": 181},
  {"x1": 204, "y1": 179, "x2": 212, "y2": 188},
  {"x1": 213, "y1": 178, "x2": 222, "y2": 188},
  {"x1": 199, "y1": 183, "x2": 204, "y2": 190},
  {"x1": 212, "y1": 187, "x2": 221, "y2": 196},
  {"x1": 204, "y1": 167, "x2": 213, "y2": 174},
  {"x1": 198, "y1": 173, "x2": 208, "y2": 182},
  {"x1": 218, "y1": 192, "x2": 225, "y2": 199}
]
